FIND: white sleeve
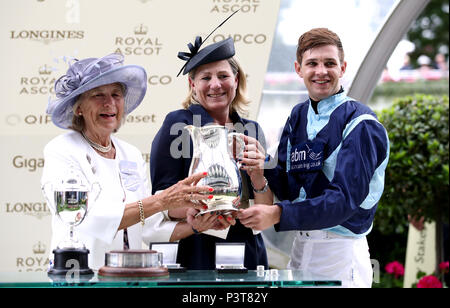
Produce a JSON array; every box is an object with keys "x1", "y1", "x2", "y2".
[
  {"x1": 141, "y1": 190, "x2": 178, "y2": 244},
  {"x1": 142, "y1": 211, "x2": 178, "y2": 244}
]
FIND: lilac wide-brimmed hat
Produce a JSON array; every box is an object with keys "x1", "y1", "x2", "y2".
[{"x1": 47, "y1": 53, "x2": 147, "y2": 129}]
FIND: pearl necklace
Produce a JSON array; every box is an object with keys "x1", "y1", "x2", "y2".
[{"x1": 81, "y1": 131, "x2": 112, "y2": 153}]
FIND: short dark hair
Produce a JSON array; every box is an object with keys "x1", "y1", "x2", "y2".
[{"x1": 296, "y1": 28, "x2": 345, "y2": 65}]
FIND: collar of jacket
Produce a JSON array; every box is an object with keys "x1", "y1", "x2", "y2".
[{"x1": 187, "y1": 104, "x2": 245, "y2": 127}]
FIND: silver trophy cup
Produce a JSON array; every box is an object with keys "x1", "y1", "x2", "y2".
[
  {"x1": 42, "y1": 165, "x2": 100, "y2": 275},
  {"x1": 185, "y1": 125, "x2": 245, "y2": 215}
]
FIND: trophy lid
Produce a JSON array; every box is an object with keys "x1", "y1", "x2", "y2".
[{"x1": 57, "y1": 165, "x2": 88, "y2": 191}]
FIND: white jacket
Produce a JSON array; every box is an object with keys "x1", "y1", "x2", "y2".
[{"x1": 41, "y1": 130, "x2": 153, "y2": 270}]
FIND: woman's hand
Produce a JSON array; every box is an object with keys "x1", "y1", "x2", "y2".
[
  {"x1": 156, "y1": 172, "x2": 213, "y2": 211},
  {"x1": 186, "y1": 208, "x2": 225, "y2": 232},
  {"x1": 215, "y1": 211, "x2": 237, "y2": 229}
]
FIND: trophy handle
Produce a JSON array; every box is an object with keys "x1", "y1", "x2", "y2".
[
  {"x1": 228, "y1": 132, "x2": 245, "y2": 168},
  {"x1": 41, "y1": 181, "x2": 56, "y2": 213}
]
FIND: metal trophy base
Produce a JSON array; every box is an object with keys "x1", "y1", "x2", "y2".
[
  {"x1": 98, "y1": 266, "x2": 169, "y2": 277},
  {"x1": 48, "y1": 247, "x2": 94, "y2": 276},
  {"x1": 197, "y1": 200, "x2": 239, "y2": 217},
  {"x1": 98, "y1": 250, "x2": 169, "y2": 278},
  {"x1": 198, "y1": 207, "x2": 238, "y2": 216}
]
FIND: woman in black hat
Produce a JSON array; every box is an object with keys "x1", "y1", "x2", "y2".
[{"x1": 147, "y1": 37, "x2": 270, "y2": 270}]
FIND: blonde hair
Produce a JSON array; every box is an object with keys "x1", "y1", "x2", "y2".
[{"x1": 181, "y1": 57, "x2": 250, "y2": 117}]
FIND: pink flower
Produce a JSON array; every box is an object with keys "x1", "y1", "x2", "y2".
[
  {"x1": 417, "y1": 275, "x2": 443, "y2": 288},
  {"x1": 385, "y1": 261, "x2": 405, "y2": 278},
  {"x1": 439, "y1": 261, "x2": 449, "y2": 274}
]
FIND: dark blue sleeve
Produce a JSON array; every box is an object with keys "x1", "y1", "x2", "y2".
[
  {"x1": 275, "y1": 120, "x2": 389, "y2": 231},
  {"x1": 265, "y1": 117, "x2": 290, "y2": 201},
  {"x1": 150, "y1": 111, "x2": 190, "y2": 193}
]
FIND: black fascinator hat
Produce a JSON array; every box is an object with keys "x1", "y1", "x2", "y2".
[{"x1": 177, "y1": 10, "x2": 239, "y2": 76}]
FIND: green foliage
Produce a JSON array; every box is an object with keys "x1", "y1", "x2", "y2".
[
  {"x1": 372, "y1": 79, "x2": 449, "y2": 100},
  {"x1": 407, "y1": 0, "x2": 449, "y2": 67},
  {"x1": 373, "y1": 272, "x2": 404, "y2": 288},
  {"x1": 375, "y1": 94, "x2": 449, "y2": 235}
]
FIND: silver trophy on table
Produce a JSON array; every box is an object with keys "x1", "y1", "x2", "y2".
[
  {"x1": 185, "y1": 124, "x2": 245, "y2": 215},
  {"x1": 42, "y1": 165, "x2": 100, "y2": 276}
]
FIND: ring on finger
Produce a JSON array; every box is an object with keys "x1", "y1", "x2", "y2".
[{"x1": 190, "y1": 193, "x2": 200, "y2": 205}]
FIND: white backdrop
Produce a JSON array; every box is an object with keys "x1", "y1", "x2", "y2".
[{"x1": 0, "y1": 0, "x2": 280, "y2": 272}]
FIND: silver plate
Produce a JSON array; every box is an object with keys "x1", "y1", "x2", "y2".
[{"x1": 105, "y1": 250, "x2": 161, "y2": 268}]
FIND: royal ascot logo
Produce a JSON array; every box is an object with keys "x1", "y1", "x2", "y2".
[
  {"x1": 114, "y1": 24, "x2": 163, "y2": 56},
  {"x1": 210, "y1": 0, "x2": 261, "y2": 13},
  {"x1": 19, "y1": 64, "x2": 56, "y2": 95},
  {"x1": 17, "y1": 241, "x2": 50, "y2": 272},
  {"x1": 9, "y1": 30, "x2": 84, "y2": 45}
]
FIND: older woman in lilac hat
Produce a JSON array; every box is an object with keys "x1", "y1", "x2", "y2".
[{"x1": 41, "y1": 53, "x2": 213, "y2": 270}]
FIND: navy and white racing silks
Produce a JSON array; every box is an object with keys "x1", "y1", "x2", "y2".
[{"x1": 266, "y1": 91, "x2": 390, "y2": 237}]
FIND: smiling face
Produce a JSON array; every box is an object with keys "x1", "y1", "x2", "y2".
[
  {"x1": 76, "y1": 83, "x2": 125, "y2": 138},
  {"x1": 295, "y1": 44, "x2": 347, "y2": 101},
  {"x1": 188, "y1": 60, "x2": 238, "y2": 121}
]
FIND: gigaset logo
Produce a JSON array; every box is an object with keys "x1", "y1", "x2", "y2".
[
  {"x1": 12, "y1": 155, "x2": 45, "y2": 172},
  {"x1": 114, "y1": 24, "x2": 163, "y2": 56},
  {"x1": 10, "y1": 30, "x2": 84, "y2": 44}
]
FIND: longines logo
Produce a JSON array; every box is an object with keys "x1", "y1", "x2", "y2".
[
  {"x1": 19, "y1": 65, "x2": 56, "y2": 95},
  {"x1": 9, "y1": 30, "x2": 84, "y2": 45},
  {"x1": 114, "y1": 24, "x2": 163, "y2": 56},
  {"x1": 210, "y1": 0, "x2": 260, "y2": 13},
  {"x1": 17, "y1": 241, "x2": 50, "y2": 272},
  {"x1": 4, "y1": 201, "x2": 50, "y2": 219}
]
